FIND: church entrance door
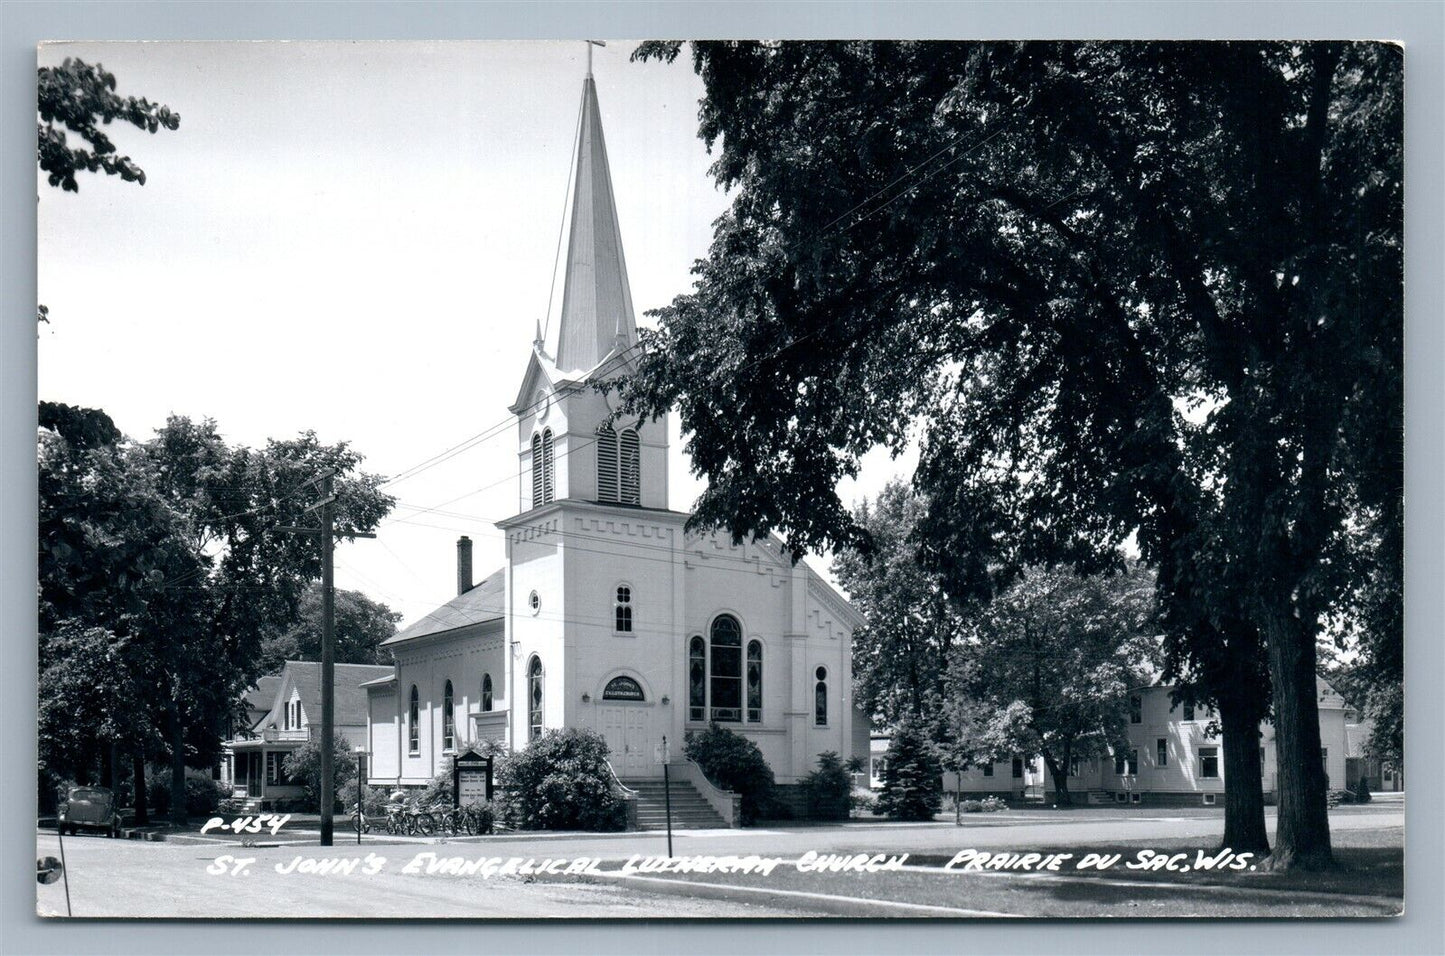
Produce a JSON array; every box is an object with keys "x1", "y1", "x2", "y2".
[{"x1": 600, "y1": 705, "x2": 653, "y2": 778}]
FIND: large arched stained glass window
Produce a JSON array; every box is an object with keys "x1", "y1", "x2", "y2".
[
  {"x1": 408, "y1": 685, "x2": 420, "y2": 755},
  {"x1": 688, "y1": 636, "x2": 706, "y2": 722},
  {"x1": 746, "y1": 640, "x2": 763, "y2": 723},
  {"x1": 481, "y1": 673, "x2": 493, "y2": 712},
  {"x1": 710, "y1": 615, "x2": 743, "y2": 722},
  {"x1": 442, "y1": 680, "x2": 455, "y2": 751},
  {"x1": 528, "y1": 656, "x2": 544, "y2": 742},
  {"x1": 814, "y1": 666, "x2": 828, "y2": 726}
]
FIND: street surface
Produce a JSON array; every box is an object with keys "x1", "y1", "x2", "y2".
[{"x1": 35, "y1": 802, "x2": 1403, "y2": 918}]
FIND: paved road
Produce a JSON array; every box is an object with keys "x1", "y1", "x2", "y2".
[{"x1": 35, "y1": 804, "x2": 1402, "y2": 919}]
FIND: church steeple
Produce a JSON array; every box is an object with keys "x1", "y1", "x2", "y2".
[{"x1": 550, "y1": 73, "x2": 637, "y2": 374}]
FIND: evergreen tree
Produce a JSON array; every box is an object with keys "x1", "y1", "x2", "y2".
[{"x1": 877, "y1": 720, "x2": 942, "y2": 821}]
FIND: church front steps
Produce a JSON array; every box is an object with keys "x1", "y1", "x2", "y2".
[{"x1": 622, "y1": 779, "x2": 728, "y2": 830}]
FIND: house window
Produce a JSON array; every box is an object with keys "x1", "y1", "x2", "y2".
[
  {"x1": 531, "y1": 429, "x2": 555, "y2": 508},
  {"x1": 528, "y1": 656, "x2": 544, "y2": 742},
  {"x1": 596, "y1": 424, "x2": 619, "y2": 502},
  {"x1": 614, "y1": 585, "x2": 633, "y2": 633},
  {"x1": 1070, "y1": 754, "x2": 1082, "y2": 777},
  {"x1": 1183, "y1": 702, "x2": 1195, "y2": 721},
  {"x1": 814, "y1": 666, "x2": 828, "y2": 726},
  {"x1": 1129, "y1": 749, "x2": 1139, "y2": 775},
  {"x1": 408, "y1": 685, "x2": 419, "y2": 755},
  {"x1": 1130, "y1": 694, "x2": 1142, "y2": 724},
  {"x1": 282, "y1": 701, "x2": 290, "y2": 731},
  {"x1": 442, "y1": 680, "x2": 455, "y2": 752},
  {"x1": 1199, "y1": 746, "x2": 1220, "y2": 779},
  {"x1": 266, "y1": 752, "x2": 283, "y2": 786},
  {"x1": 746, "y1": 640, "x2": 763, "y2": 723},
  {"x1": 1011, "y1": 757, "x2": 1024, "y2": 779},
  {"x1": 710, "y1": 615, "x2": 743, "y2": 722},
  {"x1": 982, "y1": 763, "x2": 994, "y2": 777},
  {"x1": 1157, "y1": 738, "x2": 1168, "y2": 767},
  {"x1": 619, "y1": 428, "x2": 640, "y2": 505},
  {"x1": 481, "y1": 673, "x2": 493, "y2": 712},
  {"x1": 688, "y1": 636, "x2": 706, "y2": 721},
  {"x1": 1115, "y1": 752, "x2": 1127, "y2": 775}
]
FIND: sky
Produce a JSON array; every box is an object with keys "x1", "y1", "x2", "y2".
[{"x1": 38, "y1": 40, "x2": 918, "y2": 628}]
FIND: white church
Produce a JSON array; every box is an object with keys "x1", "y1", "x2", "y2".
[{"x1": 363, "y1": 68, "x2": 866, "y2": 799}]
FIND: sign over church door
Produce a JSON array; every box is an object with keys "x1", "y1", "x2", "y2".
[{"x1": 602, "y1": 676, "x2": 644, "y2": 701}]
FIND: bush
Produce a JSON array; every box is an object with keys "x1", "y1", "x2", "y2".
[
  {"x1": 850, "y1": 787, "x2": 878, "y2": 817},
  {"x1": 800, "y1": 751, "x2": 853, "y2": 821},
  {"x1": 876, "y1": 722, "x2": 942, "y2": 821},
  {"x1": 281, "y1": 734, "x2": 360, "y2": 812},
  {"x1": 464, "y1": 799, "x2": 496, "y2": 834},
  {"x1": 1355, "y1": 775, "x2": 1372, "y2": 803},
  {"x1": 683, "y1": 723, "x2": 776, "y2": 825},
  {"x1": 496, "y1": 729, "x2": 627, "y2": 832},
  {"x1": 417, "y1": 766, "x2": 454, "y2": 808},
  {"x1": 147, "y1": 768, "x2": 227, "y2": 817}
]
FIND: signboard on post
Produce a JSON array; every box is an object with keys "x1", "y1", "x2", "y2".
[{"x1": 452, "y1": 747, "x2": 494, "y2": 808}]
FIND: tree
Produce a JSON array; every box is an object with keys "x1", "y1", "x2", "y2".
[
  {"x1": 949, "y1": 564, "x2": 1157, "y2": 806},
  {"x1": 38, "y1": 58, "x2": 179, "y2": 192},
  {"x1": 876, "y1": 719, "x2": 942, "y2": 821},
  {"x1": 260, "y1": 584, "x2": 401, "y2": 670},
  {"x1": 623, "y1": 41, "x2": 1401, "y2": 869},
  {"x1": 832, "y1": 480, "x2": 968, "y2": 727},
  {"x1": 282, "y1": 733, "x2": 358, "y2": 812}
]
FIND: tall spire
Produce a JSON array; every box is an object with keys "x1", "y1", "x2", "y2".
[{"x1": 551, "y1": 72, "x2": 637, "y2": 374}]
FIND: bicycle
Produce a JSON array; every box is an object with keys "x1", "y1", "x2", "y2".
[
  {"x1": 429, "y1": 802, "x2": 460, "y2": 837},
  {"x1": 349, "y1": 803, "x2": 370, "y2": 834},
  {"x1": 383, "y1": 803, "x2": 406, "y2": 835}
]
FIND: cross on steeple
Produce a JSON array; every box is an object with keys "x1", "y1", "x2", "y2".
[{"x1": 585, "y1": 39, "x2": 606, "y2": 79}]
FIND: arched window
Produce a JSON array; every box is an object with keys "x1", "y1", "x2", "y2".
[
  {"x1": 596, "y1": 423, "x2": 619, "y2": 502},
  {"x1": 709, "y1": 615, "x2": 743, "y2": 722},
  {"x1": 481, "y1": 673, "x2": 493, "y2": 712},
  {"x1": 814, "y1": 666, "x2": 828, "y2": 726},
  {"x1": 528, "y1": 656, "x2": 544, "y2": 742},
  {"x1": 532, "y1": 429, "x2": 555, "y2": 508},
  {"x1": 614, "y1": 585, "x2": 633, "y2": 633},
  {"x1": 442, "y1": 680, "x2": 455, "y2": 751},
  {"x1": 619, "y1": 428, "x2": 640, "y2": 505},
  {"x1": 746, "y1": 640, "x2": 763, "y2": 723},
  {"x1": 688, "y1": 636, "x2": 706, "y2": 722},
  {"x1": 408, "y1": 685, "x2": 420, "y2": 755}
]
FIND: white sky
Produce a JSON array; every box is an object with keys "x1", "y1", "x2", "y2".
[{"x1": 38, "y1": 40, "x2": 917, "y2": 628}]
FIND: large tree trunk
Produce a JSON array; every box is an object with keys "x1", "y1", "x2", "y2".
[
  {"x1": 1217, "y1": 694, "x2": 1270, "y2": 855},
  {"x1": 131, "y1": 750, "x2": 149, "y2": 825},
  {"x1": 1262, "y1": 609, "x2": 1333, "y2": 869},
  {"x1": 1041, "y1": 753, "x2": 1073, "y2": 806},
  {"x1": 167, "y1": 695, "x2": 188, "y2": 828}
]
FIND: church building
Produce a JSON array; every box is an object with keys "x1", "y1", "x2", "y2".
[{"x1": 365, "y1": 68, "x2": 865, "y2": 793}]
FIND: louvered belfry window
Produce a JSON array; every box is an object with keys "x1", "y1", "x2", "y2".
[
  {"x1": 534, "y1": 428, "x2": 554, "y2": 505},
  {"x1": 531, "y1": 432, "x2": 544, "y2": 508},
  {"x1": 596, "y1": 423, "x2": 619, "y2": 502},
  {"x1": 619, "y1": 428, "x2": 641, "y2": 504}
]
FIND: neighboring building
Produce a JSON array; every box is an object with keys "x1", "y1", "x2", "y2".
[
  {"x1": 223, "y1": 660, "x2": 392, "y2": 806},
  {"x1": 365, "y1": 70, "x2": 865, "y2": 792},
  {"x1": 1345, "y1": 718, "x2": 1403, "y2": 793},
  {"x1": 878, "y1": 679, "x2": 1355, "y2": 807}
]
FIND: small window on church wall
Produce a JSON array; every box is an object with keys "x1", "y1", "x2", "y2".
[
  {"x1": 614, "y1": 585, "x2": 632, "y2": 632},
  {"x1": 443, "y1": 680, "x2": 455, "y2": 752},
  {"x1": 528, "y1": 656, "x2": 544, "y2": 742},
  {"x1": 482, "y1": 674, "x2": 493, "y2": 712},
  {"x1": 408, "y1": 685, "x2": 419, "y2": 755},
  {"x1": 619, "y1": 428, "x2": 640, "y2": 505},
  {"x1": 596, "y1": 424, "x2": 619, "y2": 502},
  {"x1": 709, "y1": 615, "x2": 743, "y2": 722},
  {"x1": 688, "y1": 636, "x2": 706, "y2": 722},
  {"x1": 814, "y1": 666, "x2": 828, "y2": 726},
  {"x1": 746, "y1": 640, "x2": 762, "y2": 723}
]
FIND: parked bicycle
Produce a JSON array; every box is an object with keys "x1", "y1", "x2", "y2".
[
  {"x1": 383, "y1": 803, "x2": 406, "y2": 835},
  {"x1": 349, "y1": 802, "x2": 370, "y2": 834},
  {"x1": 429, "y1": 802, "x2": 461, "y2": 837}
]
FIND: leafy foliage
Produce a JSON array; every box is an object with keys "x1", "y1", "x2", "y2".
[
  {"x1": 876, "y1": 720, "x2": 942, "y2": 821},
  {"x1": 948, "y1": 564, "x2": 1157, "y2": 805},
  {"x1": 496, "y1": 729, "x2": 626, "y2": 832},
  {"x1": 260, "y1": 584, "x2": 400, "y2": 669},
  {"x1": 281, "y1": 733, "x2": 359, "y2": 812},
  {"x1": 623, "y1": 40, "x2": 1401, "y2": 868},
  {"x1": 683, "y1": 723, "x2": 776, "y2": 824},
  {"x1": 37, "y1": 58, "x2": 180, "y2": 191},
  {"x1": 145, "y1": 767, "x2": 227, "y2": 817},
  {"x1": 799, "y1": 751, "x2": 853, "y2": 821}
]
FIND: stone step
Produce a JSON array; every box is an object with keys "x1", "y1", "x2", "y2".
[{"x1": 624, "y1": 778, "x2": 727, "y2": 830}]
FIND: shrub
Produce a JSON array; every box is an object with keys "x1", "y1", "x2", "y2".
[
  {"x1": 496, "y1": 729, "x2": 626, "y2": 832},
  {"x1": 850, "y1": 787, "x2": 878, "y2": 817},
  {"x1": 876, "y1": 722, "x2": 942, "y2": 821},
  {"x1": 147, "y1": 768, "x2": 227, "y2": 817},
  {"x1": 800, "y1": 751, "x2": 853, "y2": 821},
  {"x1": 281, "y1": 733, "x2": 359, "y2": 812},
  {"x1": 417, "y1": 764, "x2": 455, "y2": 808},
  {"x1": 683, "y1": 723, "x2": 776, "y2": 825},
  {"x1": 1355, "y1": 775, "x2": 1372, "y2": 803},
  {"x1": 465, "y1": 799, "x2": 496, "y2": 834}
]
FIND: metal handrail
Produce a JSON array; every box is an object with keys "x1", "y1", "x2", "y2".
[{"x1": 603, "y1": 758, "x2": 638, "y2": 797}]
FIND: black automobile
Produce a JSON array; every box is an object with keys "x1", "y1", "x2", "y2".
[{"x1": 57, "y1": 786, "x2": 124, "y2": 838}]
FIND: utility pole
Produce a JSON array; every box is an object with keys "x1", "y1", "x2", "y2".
[{"x1": 279, "y1": 469, "x2": 375, "y2": 847}]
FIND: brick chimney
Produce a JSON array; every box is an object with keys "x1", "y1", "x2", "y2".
[{"x1": 456, "y1": 535, "x2": 473, "y2": 595}]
